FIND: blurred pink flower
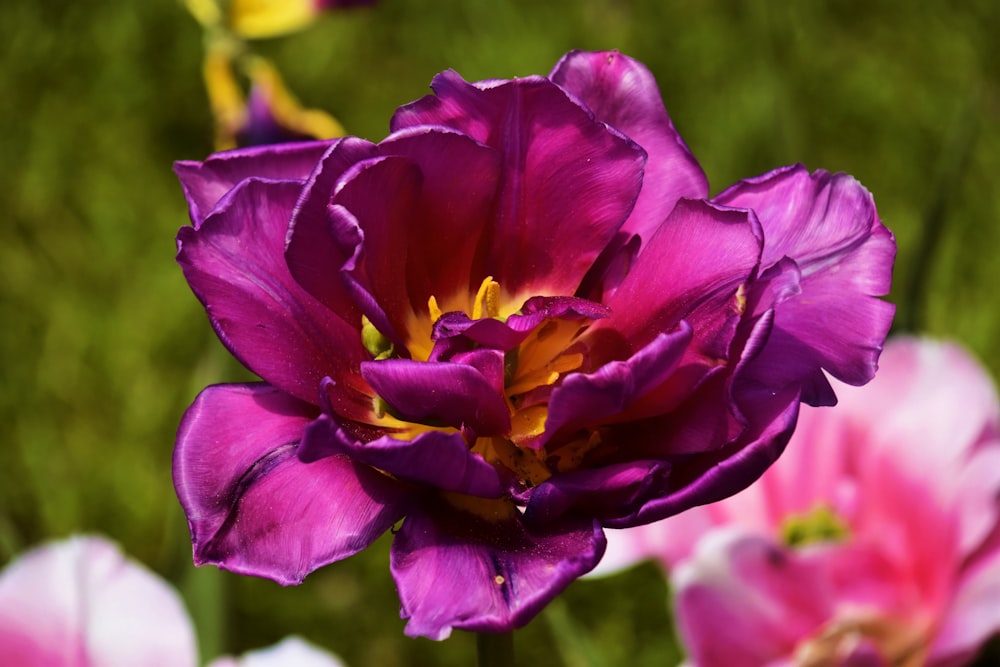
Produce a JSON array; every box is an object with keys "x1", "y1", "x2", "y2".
[
  {"x1": 0, "y1": 536, "x2": 198, "y2": 667},
  {"x1": 209, "y1": 636, "x2": 345, "y2": 667},
  {"x1": 597, "y1": 338, "x2": 1000, "y2": 666},
  {"x1": 0, "y1": 536, "x2": 346, "y2": 667}
]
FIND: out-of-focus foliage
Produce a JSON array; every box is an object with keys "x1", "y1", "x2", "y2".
[{"x1": 0, "y1": 1, "x2": 997, "y2": 665}]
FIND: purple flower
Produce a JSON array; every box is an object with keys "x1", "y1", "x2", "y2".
[{"x1": 173, "y1": 50, "x2": 895, "y2": 639}]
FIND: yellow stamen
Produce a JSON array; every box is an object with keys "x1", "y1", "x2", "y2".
[
  {"x1": 427, "y1": 295, "x2": 443, "y2": 324},
  {"x1": 472, "y1": 277, "x2": 501, "y2": 320}
]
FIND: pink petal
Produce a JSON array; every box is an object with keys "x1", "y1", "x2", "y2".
[
  {"x1": 0, "y1": 536, "x2": 197, "y2": 667},
  {"x1": 672, "y1": 529, "x2": 833, "y2": 667}
]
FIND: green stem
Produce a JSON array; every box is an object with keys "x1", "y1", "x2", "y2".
[{"x1": 476, "y1": 632, "x2": 515, "y2": 667}]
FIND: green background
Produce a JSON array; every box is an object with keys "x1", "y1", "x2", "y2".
[{"x1": 1, "y1": 0, "x2": 998, "y2": 664}]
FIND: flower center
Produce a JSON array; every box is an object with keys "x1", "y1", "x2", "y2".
[
  {"x1": 366, "y1": 277, "x2": 601, "y2": 489},
  {"x1": 793, "y1": 614, "x2": 927, "y2": 667},
  {"x1": 781, "y1": 505, "x2": 850, "y2": 548}
]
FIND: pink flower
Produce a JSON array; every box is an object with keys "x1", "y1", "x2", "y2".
[
  {"x1": 0, "y1": 536, "x2": 346, "y2": 667},
  {"x1": 0, "y1": 536, "x2": 198, "y2": 667},
  {"x1": 598, "y1": 337, "x2": 1000, "y2": 665}
]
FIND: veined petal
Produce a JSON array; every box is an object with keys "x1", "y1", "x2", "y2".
[
  {"x1": 390, "y1": 502, "x2": 605, "y2": 639},
  {"x1": 299, "y1": 413, "x2": 504, "y2": 497},
  {"x1": 174, "y1": 140, "x2": 334, "y2": 226},
  {"x1": 362, "y1": 358, "x2": 511, "y2": 436},
  {"x1": 0, "y1": 536, "x2": 198, "y2": 667},
  {"x1": 327, "y1": 129, "x2": 502, "y2": 342},
  {"x1": 285, "y1": 137, "x2": 378, "y2": 318},
  {"x1": 716, "y1": 165, "x2": 895, "y2": 399},
  {"x1": 393, "y1": 72, "x2": 645, "y2": 296},
  {"x1": 600, "y1": 199, "x2": 761, "y2": 360},
  {"x1": 550, "y1": 50, "x2": 709, "y2": 243},
  {"x1": 174, "y1": 384, "x2": 408, "y2": 585},
  {"x1": 177, "y1": 178, "x2": 366, "y2": 404}
]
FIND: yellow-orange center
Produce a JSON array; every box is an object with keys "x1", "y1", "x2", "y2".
[{"x1": 366, "y1": 277, "x2": 599, "y2": 512}]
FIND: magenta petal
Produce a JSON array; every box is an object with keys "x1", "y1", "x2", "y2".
[
  {"x1": 543, "y1": 324, "x2": 692, "y2": 444},
  {"x1": 525, "y1": 460, "x2": 673, "y2": 525},
  {"x1": 174, "y1": 383, "x2": 408, "y2": 585},
  {"x1": 550, "y1": 50, "x2": 709, "y2": 242},
  {"x1": 362, "y1": 358, "x2": 511, "y2": 436},
  {"x1": 300, "y1": 414, "x2": 504, "y2": 497},
  {"x1": 716, "y1": 165, "x2": 895, "y2": 396},
  {"x1": 177, "y1": 178, "x2": 366, "y2": 404},
  {"x1": 672, "y1": 529, "x2": 833, "y2": 666},
  {"x1": 285, "y1": 137, "x2": 378, "y2": 317},
  {"x1": 604, "y1": 387, "x2": 801, "y2": 527},
  {"x1": 602, "y1": 198, "x2": 761, "y2": 356},
  {"x1": 174, "y1": 140, "x2": 334, "y2": 226},
  {"x1": 390, "y1": 502, "x2": 605, "y2": 639},
  {"x1": 394, "y1": 72, "x2": 645, "y2": 296},
  {"x1": 327, "y1": 130, "x2": 502, "y2": 340}
]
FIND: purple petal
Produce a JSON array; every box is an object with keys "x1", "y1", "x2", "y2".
[
  {"x1": 177, "y1": 178, "x2": 366, "y2": 404},
  {"x1": 174, "y1": 383, "x2": 409, "y2": 585},
  {"x1": 393, "y1": 72, "x2": 645, "y2": 296},
  {"x1": 175, "y1": 140, "x2": 334, "y2": 226},
  {"x1": 299, "y1": 413, "x2": 504, "y2": 497},
  {"x1": 716, "y1": 165, "x2": 895, "y2": 398},
  {"x1": 525, "y1": 459, "x2": 673, "y2": 525},
  {"x1": 431, "y1": 295, "x2": 609, "y2": 357},
  {"x1": 0, "y1": 536, "x2": 198, "y2": 667},
  {"x1": 599, "y1": 198, "x2": 761, "y2": 358},
  {"x1": 318, "y1": 130, "x2": 503, "y2": 349},
  {"x1": 550, "y1": 50, "x2": 709, "y2": 243},
  {"x1": 361, "y1": 358, "x2": 511, "y2": 436},
  {"x1": 390, "y1": 501, "x2": 605, "y2": 639},
  {"x1": 603, "y1": 385, "x2": 801, "y2": 527},
  {"x1": 542, "y1": 324, "x2": 693, "y2": 445},
  {"x1": 285, "y1": 137, "x2": 378, "y2": 317}
]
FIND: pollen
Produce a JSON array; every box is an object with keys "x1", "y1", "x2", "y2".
[{"x1": 494, "y1": 575, "x2": 505, "y2": 585}]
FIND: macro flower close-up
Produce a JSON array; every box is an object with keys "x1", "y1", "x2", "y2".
[
  {"x1": 597, "y1": 337, "x2": 1000, "y2": 665},
  {"x1": 172, "y1": 49, "x2": 895, "y2": 640}
]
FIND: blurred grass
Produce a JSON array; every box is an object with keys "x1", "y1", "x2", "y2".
[{"x1": 0, "y1": 0, "x2": 998, "y2": 665}]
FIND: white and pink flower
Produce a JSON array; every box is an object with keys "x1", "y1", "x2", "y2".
[
  {"x1": 0, "y1": 536, "x2": 344, "y2": 667},
  {"x1": 598, "y1": 338, "x2": 1000, "y2": 665}
]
